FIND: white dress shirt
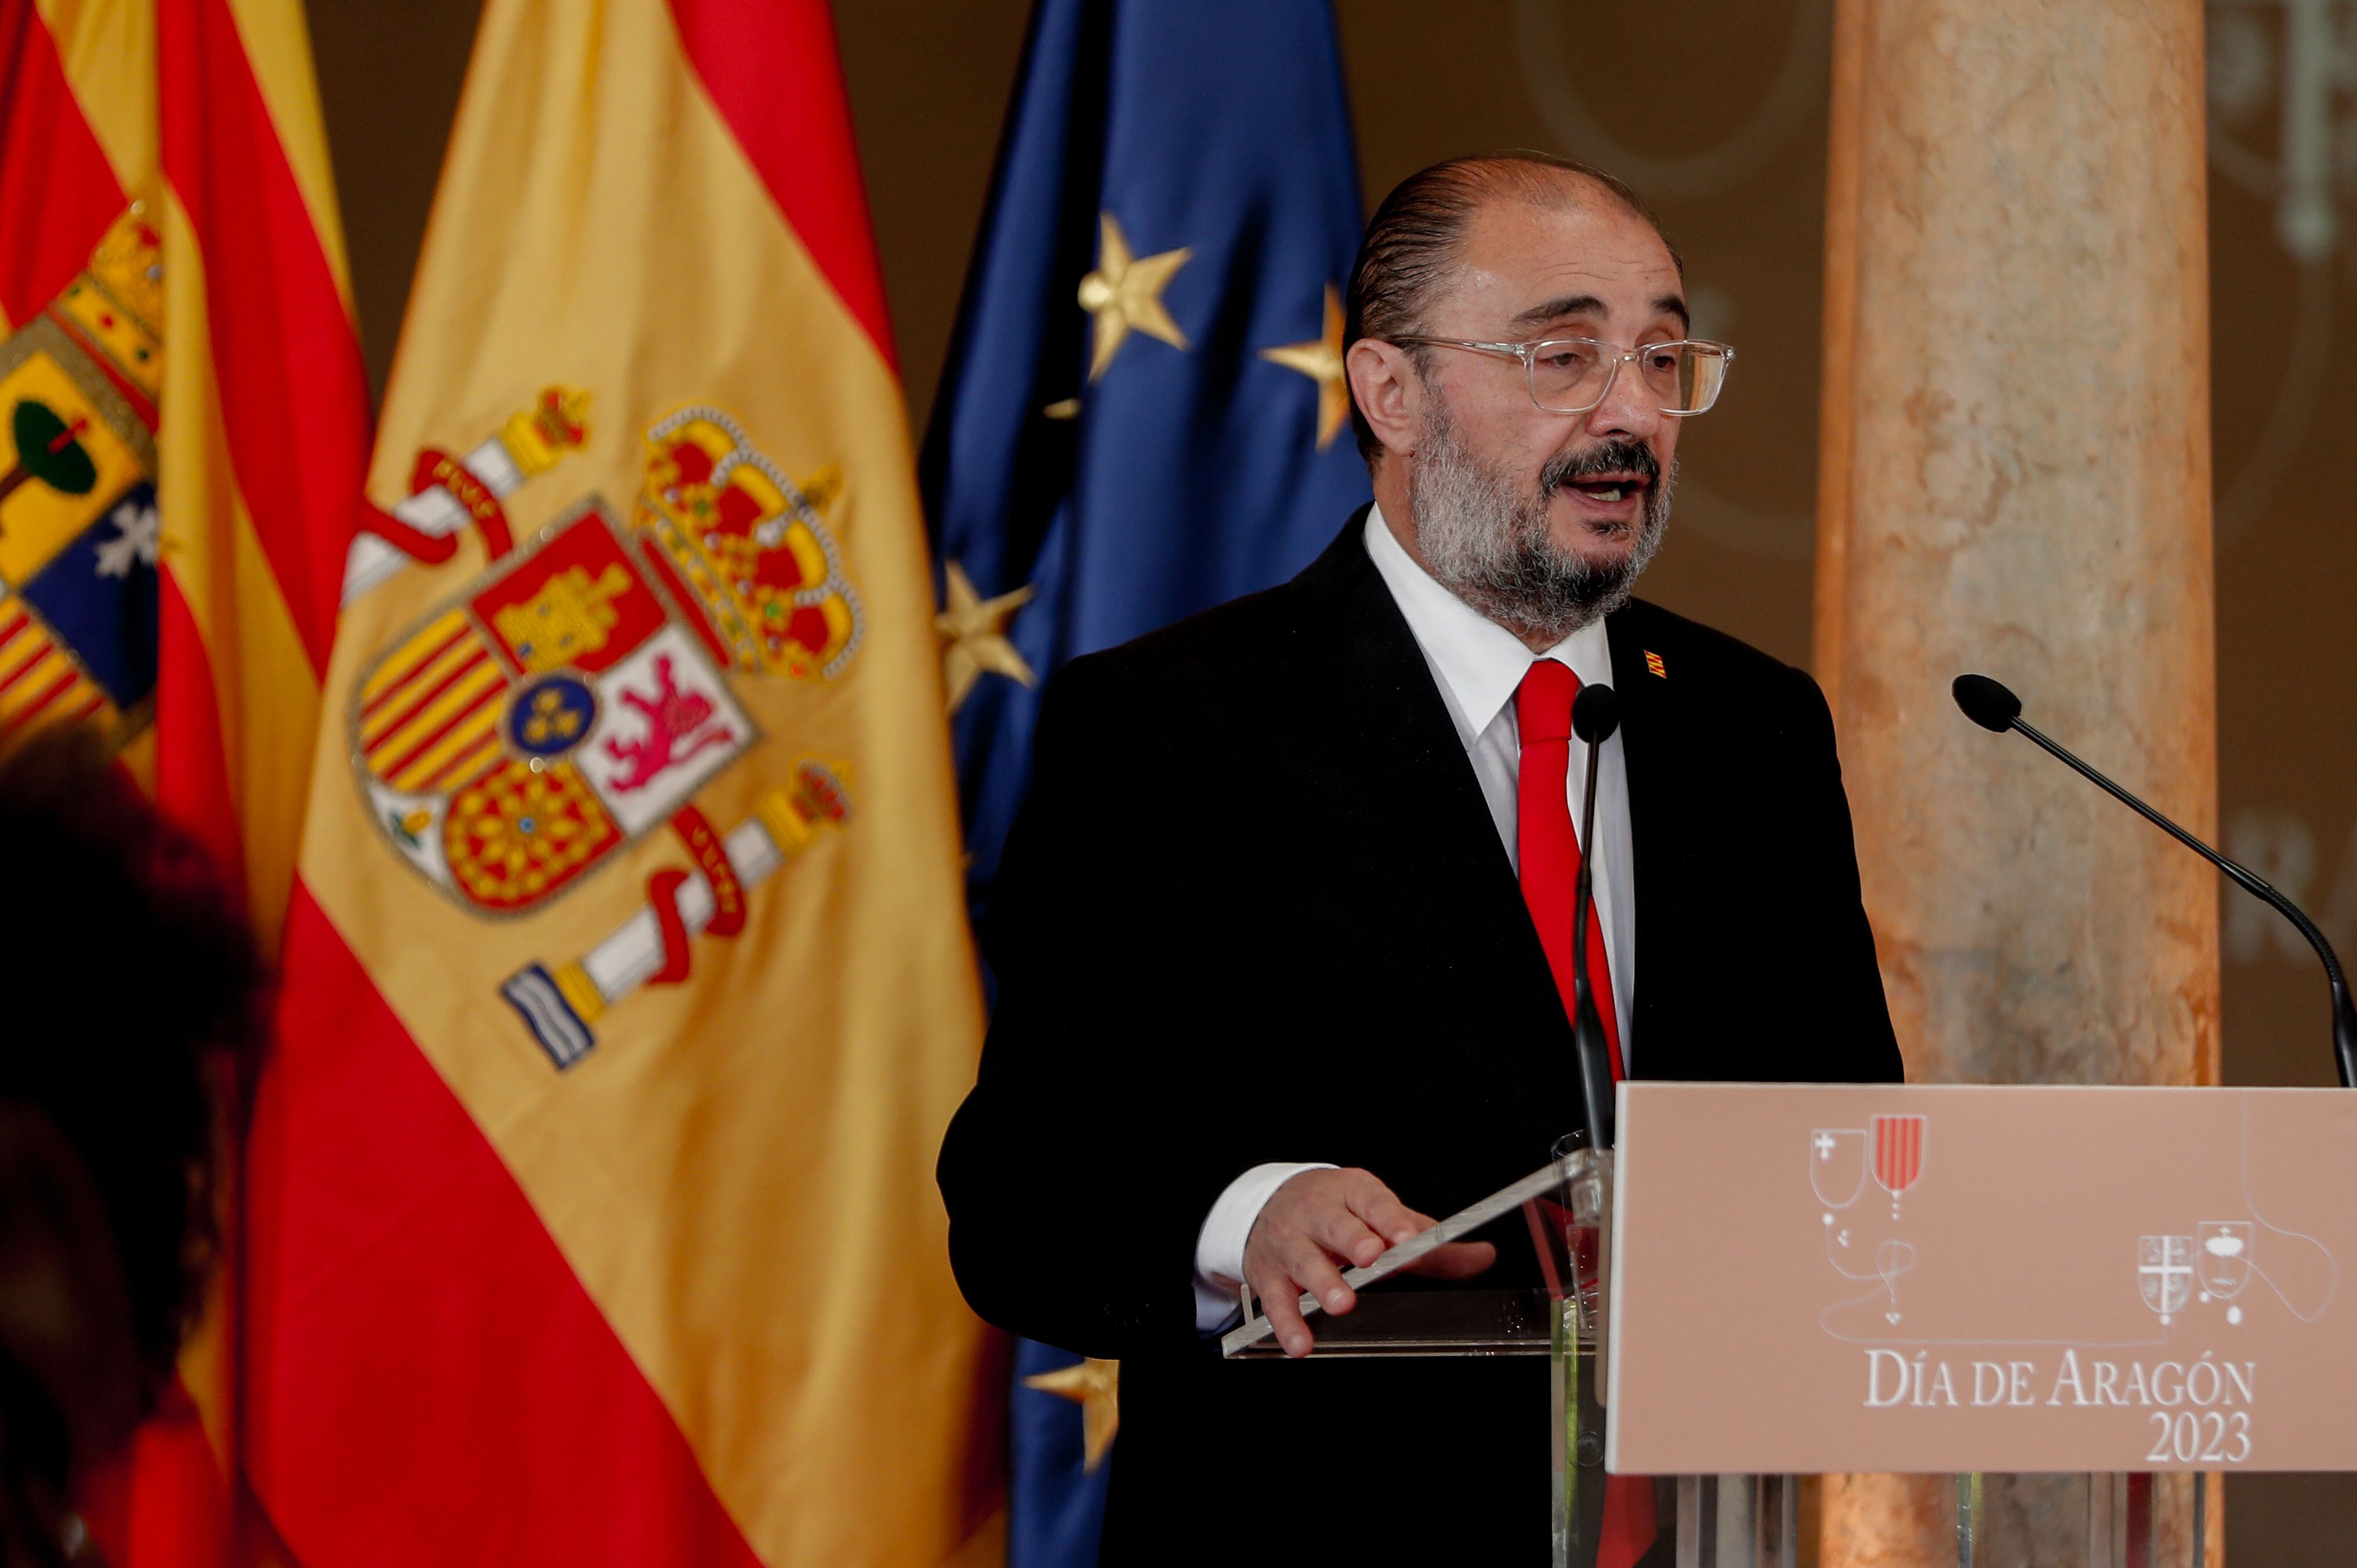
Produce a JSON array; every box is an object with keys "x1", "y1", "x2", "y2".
[{"x1": 1190, "y1": 504, "x2": 1638, "y2": 1328}]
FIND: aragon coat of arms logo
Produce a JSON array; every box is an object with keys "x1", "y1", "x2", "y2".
[{"x1": 0, "y1": 208, "x2": 165, "y2": 751}]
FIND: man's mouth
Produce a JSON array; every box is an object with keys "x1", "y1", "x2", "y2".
[
  {"x1": 1565, "y1": 474, "x2": 1647, "y2": 504},
  {"x1": 1543, "y1": 441, "x2": 1662, "y2": 512}
]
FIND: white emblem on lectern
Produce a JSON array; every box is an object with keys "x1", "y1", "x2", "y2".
[
  {"x1": 1810, "y1": 1127, "x2": 1869, "y2": 1214},
  {"x1": 2139, "y1": 1235, "x2": 2195, "y2": 1324},
  {"x1": 2198, "y1": 1222, "x2": 2255, "y2": 1325}
]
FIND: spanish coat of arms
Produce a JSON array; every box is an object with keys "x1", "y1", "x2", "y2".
[{"x1": 350, "y1": 397, "x2": 861, "y2": 1066}]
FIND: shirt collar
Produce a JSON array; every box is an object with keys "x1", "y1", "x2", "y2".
[{"x1": 1363, "y1": 503, "x2": 1614, "y2": 738}]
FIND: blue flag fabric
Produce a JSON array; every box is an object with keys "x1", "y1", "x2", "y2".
[{"x1": 920, "y1": 0, "x2": 1370, "y2": 1561}]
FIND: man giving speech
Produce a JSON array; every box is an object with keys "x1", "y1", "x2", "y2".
[{"x1": 939, "y1": 154, "x2": 1902, "y2": 1562}]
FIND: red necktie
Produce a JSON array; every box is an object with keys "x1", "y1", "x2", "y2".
[
  {"x1": 1513, "y1": 659, "x2": 1654, "y2": 1568},
  {"x1": 1513, "y1": 661, "x2": 1624, "y2": 1077}
]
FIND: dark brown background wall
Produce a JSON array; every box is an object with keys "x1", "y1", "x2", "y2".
[{"x1": 303, "y1": 2, "x2": 2357, "y2": 1559}]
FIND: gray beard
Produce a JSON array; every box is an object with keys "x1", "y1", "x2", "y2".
[{"x1": 1406, "y1": 402, "x2": 1673, "y2": 646}]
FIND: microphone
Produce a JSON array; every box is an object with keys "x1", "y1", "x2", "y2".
[
  {"x1": 1569, "y1": 683, "x2": 1622, "y2": 1148},
  {"x1": 1952, "y1": 673, "x2": 2357, "y2": 1089}
]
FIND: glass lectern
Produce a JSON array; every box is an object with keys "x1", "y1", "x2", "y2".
[
  {"x1": 1222, "y1": 1135, "x2": 1794, "y2": 1568},
  {"x1": 1222, "y1": 1135, "x2": 2203, "y2": 1568}
]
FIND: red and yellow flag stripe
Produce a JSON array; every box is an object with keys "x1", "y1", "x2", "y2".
[
  {"x1": 152, "y1": 0, "x2": 368, "y2": 946},
  {"x1": 0, "y1": 3, "x2": 125, "y2": 328},
  {"x1": 1, "y1": 0, "x2": 371, "y2": 1560}
]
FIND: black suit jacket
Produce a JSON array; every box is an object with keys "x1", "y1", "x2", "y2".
[{"x1": 938, "y1": 517, "x2": 1901, "y2": 1561}]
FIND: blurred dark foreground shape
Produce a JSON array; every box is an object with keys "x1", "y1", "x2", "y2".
[{"x1": 0, "y1": 729, "x2": 260, "y2": 1566}]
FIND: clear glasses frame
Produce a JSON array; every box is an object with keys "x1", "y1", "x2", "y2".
[{"x1": 1387, "y1": 335, "x2": 1736, "y2": 416}]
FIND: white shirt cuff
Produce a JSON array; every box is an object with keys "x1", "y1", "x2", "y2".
[{"x1": 1191, "y1": 1161, "x2": 1337, "y2": 1331}]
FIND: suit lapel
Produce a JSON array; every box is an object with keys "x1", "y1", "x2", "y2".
[
  {"x1": 1290, "y1": 522, "x2": 1577, "y2": 1081},
  {"x1": 1607, "y1": 605, "x2": 1702, "y2": 1081}
]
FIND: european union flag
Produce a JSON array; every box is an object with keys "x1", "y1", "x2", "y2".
[{"x1": 920, "y1": 0, "x2": 1369, "y2": 1560}]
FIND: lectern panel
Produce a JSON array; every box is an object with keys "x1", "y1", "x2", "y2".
[{"x1": 1610, "y1": 1083, "x2": 2355, "y2": 1476}]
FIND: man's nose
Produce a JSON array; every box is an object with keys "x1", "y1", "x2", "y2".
[{"x1": 1582, "y1": 355, "x2": 1663, "y2": 442}]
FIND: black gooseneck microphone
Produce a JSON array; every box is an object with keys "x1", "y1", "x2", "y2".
[
  {"x1": 1569, "y1": 682, "x2": 1623, "y2": 1148},
  {"x1": 1952, "y1": 673, "x2": 2357, "y2": 1089}
]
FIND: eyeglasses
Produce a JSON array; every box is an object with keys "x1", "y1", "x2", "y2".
[{"x1": 1386, "y1": 336, "x2": 1736, "y2": 416}]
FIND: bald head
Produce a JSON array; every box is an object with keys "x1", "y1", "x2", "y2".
[{"x1": 1343, "y1": 154, "x2": 1681, "y2": 463}]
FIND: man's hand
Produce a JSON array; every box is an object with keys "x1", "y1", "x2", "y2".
[{"x1": 1241, "y1": 1167, "x2": 1496, "y2": 1358}]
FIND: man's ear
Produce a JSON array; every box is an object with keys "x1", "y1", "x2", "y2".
[{"x1": 1346, "y1": 339, "x2": 1419, "y2": 461}]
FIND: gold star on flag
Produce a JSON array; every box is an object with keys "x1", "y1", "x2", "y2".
[
  {"x1": 1078, "y1": 213, "x2": 1191, "y2": 382},
  {"x1": 1023, "y1": 1356, "x2": 1120, "y2": 1469},
  {"x1": 936, "y1": 560, "x2": 1036, "y2": 713},
  {"x1": 1259, "y1": 284, "x2": 1350, "y2": 450}
]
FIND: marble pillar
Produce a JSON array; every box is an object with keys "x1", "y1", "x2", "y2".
[{"x1": 1812, "y1": 0, "x2": 2221, "y2": 1560}]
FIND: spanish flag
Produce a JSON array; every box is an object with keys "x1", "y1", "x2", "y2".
[
  {"x1": 253, "y1": 1, "x2": 998, "y2": 1563},
  {"x1": 0, "y1": 0, "x2": 369, "y2": 1559}
]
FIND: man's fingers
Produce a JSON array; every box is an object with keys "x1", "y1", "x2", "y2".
[
  {"x1": 1255, "y1": 1271, "x2": 1317, "y2": 1359},
  {"x1": 1344, "y1": 1177, "x2": 1433, "y2": 1248},
  {"x1": 1399, "y1": 1239, "x2": 1497, "y2": 1280},
  {"x1": 1306, "y1": 1206, "x2": 1388, "y2": 1271},
  {"x1": 1281, "y1": 1236, "x2": 1357, "y2": 1319},
  {"x1": 1239, "y1": 1170, "x2": 1483, "y2": 1358},
  {"x1": 1248, "y1": 1236, "x2": 1355, "y2": 1359}
]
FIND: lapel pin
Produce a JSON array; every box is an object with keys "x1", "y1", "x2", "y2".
[{"x1": 1644, "y1": 651, "x2": 1666, "y2": 678}]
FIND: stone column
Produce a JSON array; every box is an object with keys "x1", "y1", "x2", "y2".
[{"x1": 1812, "y1": 0, "x2": 2222, "y2": 1560}]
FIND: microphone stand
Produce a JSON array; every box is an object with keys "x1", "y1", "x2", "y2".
[
  {"x1": 1570, "y1": 727, "x2": 1617, "y2": 1150},
  {"x1": 2001, "y1": 710, "x2": 2357, "y2": 1090}
]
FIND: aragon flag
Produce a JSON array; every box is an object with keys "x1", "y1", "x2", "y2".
[
  {"x1": 251, "y1": 1, "x2": 999, "y2": 1565},
  {"x1": 0, "y1": 0, "x2": 371, "y2": 1560}
]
